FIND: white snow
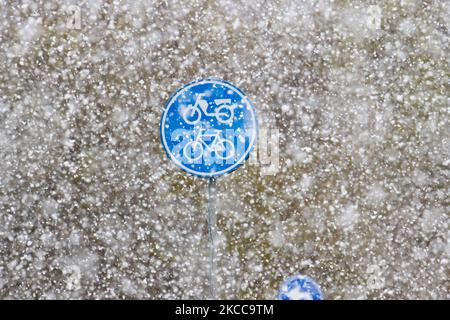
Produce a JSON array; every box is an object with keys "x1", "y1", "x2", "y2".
[{"x1": 0, "y1": 0, "x2": 447, "y2": 300}]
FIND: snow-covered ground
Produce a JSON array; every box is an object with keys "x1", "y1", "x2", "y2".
[{"x1": 0, "y1": 0, "x2": 448, "y2": 299}]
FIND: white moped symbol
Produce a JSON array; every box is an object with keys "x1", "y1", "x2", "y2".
[
  {"x1": 183, "y1": 129, "x2": 235, "y2": 162},
  {"x1": 181, "y1": 94, "x2": 237, "y2": 125}
]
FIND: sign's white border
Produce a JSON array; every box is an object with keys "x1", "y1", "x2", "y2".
[{"x1": 161, "y1": 79, "x2": 257, "y2": 177}]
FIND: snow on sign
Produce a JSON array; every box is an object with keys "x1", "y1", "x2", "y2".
[
  {"x1": 277, "y1": 275, "x2": 323, "y2": 300},
  {"x1": 160, "y1": 78, "x2": 258, "y2": 177}
]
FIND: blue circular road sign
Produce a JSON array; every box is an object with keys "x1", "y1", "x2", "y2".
[
  {"x1": 277, "y1": 275, "x2": 323, "y2": 300},
  {"x1": 160, "y1": 78, "x2": 258, "y2": 177}
]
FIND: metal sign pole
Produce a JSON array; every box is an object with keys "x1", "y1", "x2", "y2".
[{"x1": 207, "y1": 177, "x2": 217, "y2": 298}]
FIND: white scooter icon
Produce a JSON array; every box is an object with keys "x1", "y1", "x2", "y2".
[{"x1": 181, "y1": 94, "x2": 237, "y2": 125}]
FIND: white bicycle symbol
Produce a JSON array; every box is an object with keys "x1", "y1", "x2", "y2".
[
  {"x1": 181, "y1": 94, "x2": 237, "y2": 125},
  {"x1": 183, "y1": 129, "x2": 235, "y2": 162}
]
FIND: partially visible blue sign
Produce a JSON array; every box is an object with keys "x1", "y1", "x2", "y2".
[
  {"x1": 160, "y1": 78, "x2": 258, "y2": 177},
  {"x1": 277, "y1": 275, "x2": 323, "y2": 300}
]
